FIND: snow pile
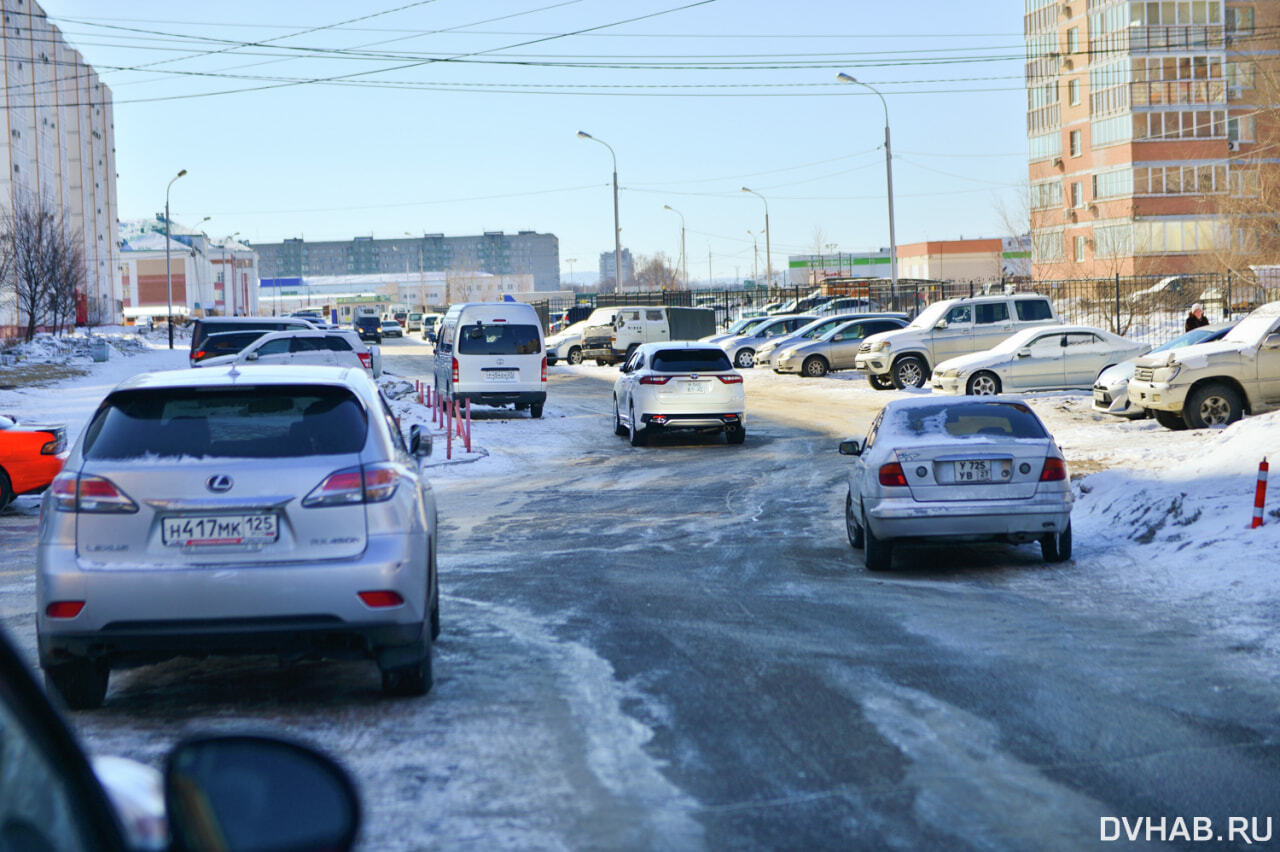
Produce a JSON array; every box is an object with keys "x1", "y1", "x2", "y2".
[
  {"x1": 1073, "y1": 411, "x2": 1280, "y2": 556},
  {"x1": 1, "y1": 330, "x2": 152, "y2": 363}
]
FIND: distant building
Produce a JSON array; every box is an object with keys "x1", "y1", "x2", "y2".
[
  {"x1": 788, "y1": 249, "x2": 891, "y2": 285},
  {"x1": 898, "y1": 238, "x2": 1024, "y2": 283},
  {"x1": 598, "y1": 248, "x2": 634, "y2": 289},
  {"x1": 117, "y1": 218, "x2": 260, "y2": 319},
  {"x1": 253, "y1": 231, "x2": 561, "y2": 291},
  {"x1": 256, "y1": 270, "x2": 536, "y2": 319},
  {"x1": 0, "y1": 0, "x2": 118, "y2": 337}
]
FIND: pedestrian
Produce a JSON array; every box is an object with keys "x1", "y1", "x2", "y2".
[{"x1": 1185, "y1": 303, "x2": 1210, "y2": 332}]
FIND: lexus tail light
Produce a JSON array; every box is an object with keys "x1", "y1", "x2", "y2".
[
  {"x1": 51, "y1": 474, "x2": 138, "y2": 513},
  {"x1": 304, "y1": 464, "x2": 402, "y2": 507}
]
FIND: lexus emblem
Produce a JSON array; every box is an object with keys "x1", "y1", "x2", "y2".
[
  {"x1": 496, "y1": 358, "x2": 505, "y2": 365},
  {"x1": 206, "y1": 475, "x2": 233, "y2": 493}
]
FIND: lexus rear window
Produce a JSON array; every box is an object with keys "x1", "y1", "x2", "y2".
[
  {"x1": 651, "y1": 349, "x2": 734, "y2": 372},
  {"x1": 894, "y1": 402, "x2": 1047, "y2": 440},
  {"x1": 83, "y1": 386, "x2": 368, "y2": 459},
  {"x1": 457, "y1": 323, "x2": 541, "y2": 355}
]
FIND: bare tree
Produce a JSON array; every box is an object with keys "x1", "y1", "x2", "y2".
[
  {"x1": 0, "y1": 192, "x2": 77, "y2": 341},
  {"x1": 632, "y1": 252, "x2": 679, "y2": 291}
]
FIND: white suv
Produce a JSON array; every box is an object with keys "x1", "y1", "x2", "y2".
[
  {"x1": 613, "y1": 342, "x2": 746, "y2": 446},
  {"x1": 854, "y1": 294, "x2": 1058, "y2": 388}
]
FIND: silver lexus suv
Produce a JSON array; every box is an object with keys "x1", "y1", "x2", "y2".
[{"x1": 37, "y1": 365, "x2": 439, "y2": 708}]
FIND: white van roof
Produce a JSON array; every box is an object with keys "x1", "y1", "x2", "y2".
[{"x1": 444, "y1": 302, "x2": 541, "y2": 323}]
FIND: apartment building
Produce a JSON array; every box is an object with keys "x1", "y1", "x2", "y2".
[
  {"x1": 1025, "y1": 0, "x2": 1278, "y2": 278},
  {"x1": 254, "y1": 230, "x2": 561, "y2": 292},
  {"x1": 0, "y1": 0, "x2": 118, "y2": 337},
  {"x1": 598, "y1": 247, "x2": 635, "y2": 288}
]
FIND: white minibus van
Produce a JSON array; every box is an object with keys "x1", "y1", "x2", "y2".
[{"x1": 434, "y1": 302, "x2": 547, "y2": 418}]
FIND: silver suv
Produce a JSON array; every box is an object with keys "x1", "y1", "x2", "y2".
[
  {"x1": 854, "y1": 294, "x2": 1058, "y2": 388},
  {"x1": 37, "y1": 365, "x2": 439, "y2": 708}
]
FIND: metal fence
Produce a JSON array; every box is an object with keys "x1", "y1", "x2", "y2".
[{"x1": 527, "y1": 272, "x2": 1280, "y2": 347}]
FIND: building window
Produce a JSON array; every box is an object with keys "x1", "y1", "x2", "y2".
[
  {"x1": 1068, "y1": 78, "x2": 1080, "y2": 105},
  {"x1": 1033, "y1": 230, "x2": 1065, "y2": 261},
  {"x1": 1225, "y1": 7, "x2": 1253, "y2": 32},
  {"x1": 1069, "y1": 129, "x2": 1082, "y2": 156},
  {"x1": 1067, "y1": 27, "x2": 1079, "y2": 54},
  {"x1": 1227, "y1": 115, "x2": 1255, "y2": 143},
  {"x1": 1031, "y1": 180, "x2": 1063, "y2": 209},
  {"x1": 1071, "y1": 181, "x2": 1083, "y2": 207},
  {"x1": 1093, "y1": 168, "x2": 1134, "y2": 198},
  {"x1": 1074, "y1": 235, "x2": 1087, "y2": 262}
]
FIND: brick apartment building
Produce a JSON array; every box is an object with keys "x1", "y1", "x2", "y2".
[{"x1": 1025, "y1": 0, "x2": 1278, "y2": 279}]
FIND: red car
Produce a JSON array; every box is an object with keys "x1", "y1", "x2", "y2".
[{"x1": 0, "y1": 414, "x2": 67, "y2": 509}]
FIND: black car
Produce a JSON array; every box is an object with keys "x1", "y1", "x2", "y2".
[
  {"x1": 354, "y1": 315, "x2": 382, "y2": 343},
  {"x1": 190, "y1": 329, "x2": 271, "y2": 363}
]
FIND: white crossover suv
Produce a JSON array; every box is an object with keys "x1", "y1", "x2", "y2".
[{"x1": 613, "y1": 342, "x2": 746, "y2": 446}]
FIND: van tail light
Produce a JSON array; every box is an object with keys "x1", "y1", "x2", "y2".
[
  {"x1": 878, "y1": 463, "x2": 908, "y2": 487},
  {"x1": 639, "y1": 375, "x2": 671, "y2": 385},
  {"x1": 303, "y1": 464, "x2": 402, "y2": 507},
  {"x1": 45, "y1": 601, "x2": 85, "y2": 619},
  {"x1": 451, "y1": 357, "x2": 459, "y2": 383},
  {"x1": 716, "y1": 374, "x2": 743, "y2": 384},
  {"x1": 51, "y1": 473, "x2": 138, "y2": 513},
  {"x1": 358, "y1": 351, "x2": 372, "y2": 369},
  {"x1": 1039, "y1": 457, "x2": 1067, "y2": 482},
  {"x1": 541, "y1": 356, "x2": 547, "y2": 383}
]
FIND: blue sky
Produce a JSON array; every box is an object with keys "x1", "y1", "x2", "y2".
[{"x1": 45, "y1": 1, "x2": 1029, "y2": 283}]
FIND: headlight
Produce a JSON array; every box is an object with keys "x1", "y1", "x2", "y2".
[
  {"x1": 872, "y1": 340, "x2": 891, "y2": 352},
  {"x1": 1153, "y1": 364, "x2": 1181, "y2": 383},
  {"x1": 937, "y1": 368, "x2": 958, "y2": 378}
]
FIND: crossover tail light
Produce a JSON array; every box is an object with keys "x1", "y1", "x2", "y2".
[
  {"x1": 358, "y1": 591, "x2": 404, "y2": 608},
  {"x1": 878, "y1": 462, "x2": 908, "y2": 487},
  {"x1": 639, "y1": 375, "x2": 672, "y2": 385},
  {"x1": 1040, "y1": 457, "x2": 1067, "y2": 482},
  {"x1": 716, "y1": 375, "x2": 744, "y2": 384},
  {"x1": 45, "y1": 601, "x2": 85, "y2": 619},
  {"x1": 51, "y1": 474, "x2": 138, "y2": 513},
  {"x1": 304, "y1": 464, "x2": 402, "y2": 507}
]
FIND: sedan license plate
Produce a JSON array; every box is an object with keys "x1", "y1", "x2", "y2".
[
  {"x1": 483, "y1": 369, "x2": 516, "y2": 382},
  {"x1": 953, "y1": 460, "x2": 992, "y2": 482},
  {"x1": 683, "y1": 381, "x2": 709, "y2": 393},
  {"x1": 162, "y1": 514, "x2": 278, "y2": 547}
]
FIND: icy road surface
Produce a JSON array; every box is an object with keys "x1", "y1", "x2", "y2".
[{"x1": 1, "y1": 333, "x2": 1277, "y2": 850}]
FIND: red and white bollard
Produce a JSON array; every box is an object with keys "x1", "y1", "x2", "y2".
[
  {"x1": 1252, "y1": 457, "x2": 1269, "y2": 529},
  {"x1": 446, "y1": 401, "x2": 453, "y2": 460}
]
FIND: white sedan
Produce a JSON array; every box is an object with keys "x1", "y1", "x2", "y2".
[
  {"x1": 931, "y1": 325, "x2": 1147, "y2": 395},
  {"x1": 613, "y1": 342, "x2": 745, "y2": 446}
]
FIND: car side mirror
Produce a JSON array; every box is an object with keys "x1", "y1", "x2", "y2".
[
  {"x1": 409, "y1": 424, "x2": 431, "y2": 457},
  {"x1": 165, "y1": 735, "x2": 360, "y2": 852},
  {"x1": 1264, "y1": 333, "x2": 1280, "y2": 350},
  {"x1": 1016, "y1": 347, "x2": 1031, "y2": 358},
  {"x1": 838, "y1": 437, "x2": 864, "y2": 456},
  {"x1": 935, "y1": 320, "x2": 948, "y2": 330},
  {"x1": 245, "y1": 351, "x2": 259, "y2": 361}
]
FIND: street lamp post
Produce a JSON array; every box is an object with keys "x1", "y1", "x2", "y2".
[
  {"x1": 837, "y1": 73, "x2": 898, "y2": 290},
  {"x1": 164, "y1": 169, "x2": 187, "y2": 349},
  {"x1": 577, "y1": 131, "x2": 622, "y2": 293},
  {"x1": 663, "y1": 204, "x2": 687, "y2": 290},
  {"x1": 741, "y1": 187, "x2": 772, "y2": 291}
]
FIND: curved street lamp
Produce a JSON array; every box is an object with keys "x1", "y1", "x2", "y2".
[
  {"x1": 165, "y1": 169, "x2": 188, "y2": 349},
  {"x1": 663, "y1": 204, "x2": 687, "y2": 290},
  {"x1": 578, "y1": 131, "x2": 623, "y2": 293},
  {"x1": 837, "y1": 73, "x2": 898, "y2": 290},
  {"x1": 740, "y1": 187, "x2": 772, "y2": 291}
]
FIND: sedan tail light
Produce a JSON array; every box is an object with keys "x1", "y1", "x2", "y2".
[
  {"x1": 51, "y1": 473, "x2": 139, "y2": 513},
  {"x1": 40, "y1": 428, "x2": 66, "y2": 454},
  {"x1": 639, "y1": 375, "x2": 671, "y2": 385},
  {"x1": 1039, "y1": 457, "x2": 1067, "y2": 482},
  {"x1": 716, "y1": 375, "x2": 743, "y2": 384},
  {"x1": 303, "y1": 464, "x2": 402, "y2": 507},
  {"x1": 878, "y1": 462, "x2": 908, "y2": 487}
]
